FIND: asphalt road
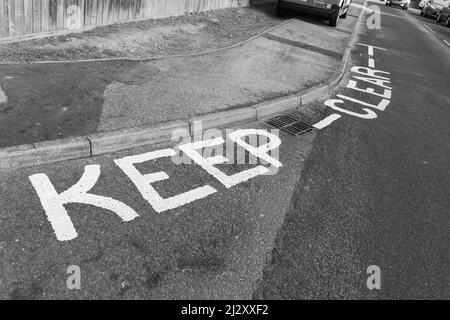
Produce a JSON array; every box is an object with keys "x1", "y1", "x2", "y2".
[
  {"x1": 256, "y1": 4, "x2": 450, "y2": 299},
  {"x1": 409, "y1": 7, "x2": 450, "y2": 47},
  {"x1": 0, "y1": 3, "x2": 449, "y2": 300}
]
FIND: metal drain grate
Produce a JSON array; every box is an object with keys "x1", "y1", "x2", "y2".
[
  {"x1": 266, "y1": 114, "x2": 313, "y2": 136},
  {"x1": 265, "y1": 114, "x2": 298, "y2": 128}
]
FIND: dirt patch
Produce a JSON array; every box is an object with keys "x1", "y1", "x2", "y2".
[{"x1": 0, "y1": 3, "x2": 282, "y2": 63}]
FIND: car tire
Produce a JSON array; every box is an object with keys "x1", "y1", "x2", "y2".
[
  {"x1": 329, "y1": 6, "x2": 340, "y2": 27},
  {"x1": 437, "y1": 14, "x2": 441, "y2": 23},
  {"x1": 446, "y1": 17, "x2": 450, "y2": 27},
  {"x1": 340, "y1": 8, "x2": 348, "y2": 18},
  {"x1": 277, "y1": 2, "x2": 286, "y2": 17}
]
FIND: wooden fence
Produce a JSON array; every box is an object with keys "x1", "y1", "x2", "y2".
[{"x1": 0, "y1": 0, "x2": 249, "y2": 40}]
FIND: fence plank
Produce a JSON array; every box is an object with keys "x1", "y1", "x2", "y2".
[
  {"x1": 4, "y1": 0, "x2": 10, "y2": 36},
  {"x1": 97, "y1": 0, "x2": 104, "y2": 25},
  {"x1": 23, "y1": 0, "x2": 33, "y2": 34},
  {"x1": 103, "y1": 0, "x2": 110, "y2": 24},
  {"x1": 56, "y1": 0, "x2": 63, "y2": 30},
  {"x1": 41, "y1": 0, "x2": 49, "y2": 32},
  {"x1": 32, "y1": 0, "x2": 41, "y2": 33},
  {"x1": 106, "y1": 0, "x2": 112, "y2": 23},
  {"x1": 91, "y1": 0, "x2": 97, "y2": 25},
  {"x1": 0, "y1": 0, "x2": 5, "y2": 38},
  {"x1": 14, "y1": 0, "x2": 24, "y2": 36},
  {"x1": 0, "y1": 0, "x2": 249, "y2": 39},
  {"x1": 48, "y1": 0, "x2": 57, "y2": 31},
  {"x1": 113, "y1": 0, "x2": 120, "y2": 23},
  {"x1": 83, "y1": 0, "x2": 89, "y2": 26},
  {"x1": 8, "y1": 0, "x2": 15, "y2": 36}
]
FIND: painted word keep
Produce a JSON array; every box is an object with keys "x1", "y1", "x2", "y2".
[{"x1": 29, "y1": 129, "x2": 282, "y2": 241}]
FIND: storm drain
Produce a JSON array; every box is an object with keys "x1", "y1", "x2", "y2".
[{"x1": 266, "y1": 114, "x2": 313, "y2": 136}]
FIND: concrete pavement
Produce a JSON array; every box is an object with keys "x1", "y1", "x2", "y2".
[{"x1": 0, "y1": 1, "x2": 363, "y2": 149}]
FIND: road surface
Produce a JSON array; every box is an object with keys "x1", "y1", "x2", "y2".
[{"x1": 0, "y1": 3, "x2": 448, "y2": 299}]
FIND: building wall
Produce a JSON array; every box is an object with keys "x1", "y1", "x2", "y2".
[{"x1": 0, "y1": 0, "x2": 250, "y2": 40}]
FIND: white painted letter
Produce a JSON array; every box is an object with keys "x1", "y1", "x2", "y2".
[
  {"x1": 115, "y1": 149, "x2": 216, "y2": 213},
  {"x1": 351, "y1": 66, "x2": 390, "y2": 80},
  {"x1": 29, "y1": 165, "x2": 139, "y2": 241},
  {"x1": 179, "y1": 137, "x2": 270, "y2": 188},
  {"x1": 228, "y1": 129, "x2": 282, "y2": 168},
  {"x1": 325, "y1": 99, "x2": 378, "y2": 119},
  {"x1": 352, "y1": 76, "x2": 392, "y2": 90},
  {"x1": 337, "y1": 94, "x2": 390, "y2": 112},
  {"x1": 347, "y1": 79, "x2": 391, "y2": 99}
]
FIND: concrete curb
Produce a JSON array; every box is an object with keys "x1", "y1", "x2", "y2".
[
  {"x1": 0, "y1": 1, "x2": 367, "y2": 171},
  {"x1": 0, "y1": 137, "x2": 90, "y2": 170},
  {"x1": 88, "y1": 121, "x2": 189, "y2": 156}
]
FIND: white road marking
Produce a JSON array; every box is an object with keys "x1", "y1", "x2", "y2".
[
  {"x1": 180, "y1": 130, "x2": 282, "y2": 189},
  {"x1": 114, "y1": 148, "x2": 217, "y2": 213},
  {"x1": 423, "y1": 24, "x2": 436, "y2": 34},
  {"x1": 325, "y1": 99, "x2": 378, "y2": 119},
  {"x1": 337, "y1": 94, "x2": 390, "y2": 111},
  {"x1": 313, "y1": 114, "x2": 342, "y2": 129},
  {"x1": 368, "y1": 58, "x2": 375, "y2": 68},
  {"x1": 30, "y1": 130, "x2": 284, "y2": 241},
  {"x1": 444, "y1": 40, "x2": 450, "y2": 47},
  {"x1": 357, "y1": 43, "x2": 387, "y2": 56},
  {"x1": 347, "y1": 79, "x2": 392, "y2": 98},
  {"x1": 29, "y1": 165, "x2": 140, "y2": 241}
]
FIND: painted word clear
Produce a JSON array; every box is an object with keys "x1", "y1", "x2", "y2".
[{"x1": 313, "y1": 43, "x2": 390, "y2": 129}]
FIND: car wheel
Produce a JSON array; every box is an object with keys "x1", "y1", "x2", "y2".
[
  {"x1": 277, "y1": 2, "x2": 286, "y2": 17},
  {"x1": 420, "y1": 10, "x2": 424, "y2": 15},
  {"x1": 446, "y1": 17, "x2": 450, "y2": 27},
  {"x1": 437, "y1": 14, "x2": 441, "y2": 23},
  {"x1": 340, "y1": 8, "x2": 348, "y2": 18},
  {"x1": 329, "y1": 6, "x2": 340, "y2": 27}
]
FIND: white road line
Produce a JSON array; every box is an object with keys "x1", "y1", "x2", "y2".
[
  {"x1": 313, "y1": 114, "x2": 342, "y2": 129},
  {"x1": 423, "y1": 24, "x2": 436, "y2": 34},
  {"x1": 368, "y1": 58, "x2": 375, "y2": 68},
  {"x1": 444, "y1": 40, "x2": 450, "y2": 47}
]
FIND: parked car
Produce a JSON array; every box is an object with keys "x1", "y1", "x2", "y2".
[
  {"x1": 277, "y1": 0, "x2": 353, "y2": 27},
  {"x1": 436, "y1": 2, "x2": 450, "y2": 26},
  {"x1": 420, "y1": 0, "x2": 448, "y2": 18},
  {"x1": 386, "y1": 0, "x2": 411, "y2": 10}
]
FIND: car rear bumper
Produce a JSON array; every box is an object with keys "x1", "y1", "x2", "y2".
[{"x1": 279, "y1": 0, "x2": 339, "y2": 18}]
